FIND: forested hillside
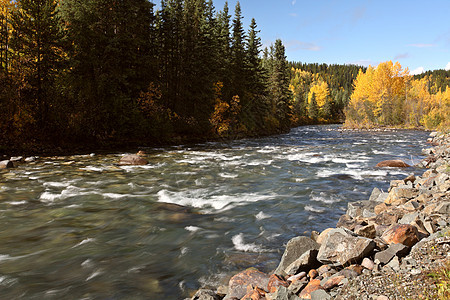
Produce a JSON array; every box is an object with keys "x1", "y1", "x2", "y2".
[{"x1": 0, "y1": 0, "x2": 296, "y2": 151}]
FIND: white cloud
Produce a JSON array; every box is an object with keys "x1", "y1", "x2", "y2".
[
  {"x1": 411, "y1": 67, "x2": 425, "y2": 75},
  {"x1": 445, "y1": 62, "x2": 450, "y2": 71},
  {"x1": 408, "y1": 43, "x2": 435, "y2": 48}
]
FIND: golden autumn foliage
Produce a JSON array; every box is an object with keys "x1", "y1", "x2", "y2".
[
  {"x1": 210, "y1": 81, "x2": 242, "y2": 136},
  {"x1": 345, "y1": 60, "x2": 449, "y2": 130},
  {"x1": 308, "y1": 80, "x2": 330, "y2": 108}
]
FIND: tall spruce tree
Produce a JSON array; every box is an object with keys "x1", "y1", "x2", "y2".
[
  {"x1": 230, "y1": 1, "x2": 246, "y2": 99},
  {"x1": 245, "y1": 18, "x2": 267, "y2": 130},
  {"x1": 268, "y1": 39, "x2": 291, "y2": 130}
]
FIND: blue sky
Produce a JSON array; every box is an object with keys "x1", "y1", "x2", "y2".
[{"x1": 211, "y1": 0, "x2": 450, "y2": 74}]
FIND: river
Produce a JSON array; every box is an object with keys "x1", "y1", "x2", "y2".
[{"x1": 0, "y1": 125, "x2": 430, "y2": 299}]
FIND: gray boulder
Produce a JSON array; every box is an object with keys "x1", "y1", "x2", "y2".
[
  {"x1": 284, "y1": 249, "x2": 320, "y2": 275},
  {"x1": 274, "y1": 236, "x2": 319, "y2": 276},
  {"x1": 317, "y1": 228, "x2": 375, "y2": 267}
]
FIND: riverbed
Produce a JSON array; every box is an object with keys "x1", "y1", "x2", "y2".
[{"x1": 0, "y1": 125, "x2": 430, "y2": 299}]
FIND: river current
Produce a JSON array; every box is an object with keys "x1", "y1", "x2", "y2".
[{"x1": 0, "y1": 125, "x2": 430, "y2": 299}]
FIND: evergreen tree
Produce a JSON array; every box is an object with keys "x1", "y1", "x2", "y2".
[
  {"x1": 268, "y1": 39, "x2": 291, "y2": 130},
  {"x1": 230, "y1": 1, "x2": 246, "y2": 98},
  {"x1": 308, "y1": 92, "x2": 318, "y2": 121},
  {"x1": 244, "y1": 17, "x2": 267, "y2": 130}
]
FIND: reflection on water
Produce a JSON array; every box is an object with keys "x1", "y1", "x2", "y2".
[{"x1": 0, "y1": 125, "x2": 429, "y2": 299}]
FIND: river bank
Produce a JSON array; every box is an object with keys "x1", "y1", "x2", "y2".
[{"x1": 190, "y1": 131, "x2": 450, "y2": 300}]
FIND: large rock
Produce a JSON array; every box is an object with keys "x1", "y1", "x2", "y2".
[
  {"x1": 384, "y1": 187, "x2": 419, "y2": 205},
  {"x1": 284, "y1": 249, "x2": 320, "y2": 276},
  {"x1": 0, "y1": 160, "x2": 13, "y2": 169},
  {"x1": 376, "y1": 160, "x2": 411, "y2": 168},
  {"x1": 119, "y1": 154, "x2": 149, "y2": 165},
  {"x1": 381, "y1": 224, "x2": 419, "y2": 247},
  {"x1": 224, "y1": 268, "x2": 270, "y2": 300},
  {"x1": 274, "y1": 236, "x2": 319, "y2": 276},
  {"x1": 317, "y1": 228, "x2": 375, "y2": 267}
]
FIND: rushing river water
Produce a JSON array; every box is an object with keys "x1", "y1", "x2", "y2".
[{"x1": 0, "y1": 125, "x2": 430, "y2": 299}]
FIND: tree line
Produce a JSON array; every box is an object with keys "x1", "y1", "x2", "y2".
[
  {"x1": 0, "y1": 0, "x2": 293, "y2": 150},
  {"x1": 344, "y1": 61, "x2": 450, "y2": 130}
]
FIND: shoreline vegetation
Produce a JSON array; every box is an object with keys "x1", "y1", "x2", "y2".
[{"x1": 187, "y1": 133, "x2": 450, "y2": 300}]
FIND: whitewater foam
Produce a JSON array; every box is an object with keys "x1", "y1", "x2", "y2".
[
  {"x1": 185, "y1": 226, "x2": 202, "y2": 232},
  {"x1": 304, "y1": 205, "x2": 325, "y2": 213},
  {"x1": 157, "y1": 189, "x2": 272, "y2": 212},
  {"x1": 73, "y1": 238, "x2": 95, "y2": 248},
  {"x1": 255, "y1": 211, "x2": 270, "y2": 220},
  {"x1": 232, "y1": 233, "x2": 264, "y2": 252}
]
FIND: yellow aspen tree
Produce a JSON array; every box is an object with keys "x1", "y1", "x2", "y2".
[{"x1": 308, "y1": 80, "x2": 329, "y2": 108}]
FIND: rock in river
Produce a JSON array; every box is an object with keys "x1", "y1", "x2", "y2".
[
  {"x1": 376, "y1": 160, "x2": 411, "y2": 168},
  {"x1": 119, "y1": 154, "x2": 149, "y2": 165},
  {"x1": 0, "y1": 160, "x2": 13, "y2": 169}
]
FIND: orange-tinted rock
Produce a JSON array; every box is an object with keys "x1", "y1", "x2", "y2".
[
  {"x1": 267, "y1": 274, "x2": 289, "y2": 293},
  {"x1": 308, "y1": 269, "x2": 319, "y2": 279},
  {"x1": 119, "y1": 154, "x2": 149, "y2": 165},
  {"x1": 381, "y1": 224, "x2": 419, "y2": 247},
  {"x1": 226, "y1": 268, "x2": 270, "y2": 300},
  {"x1": 241, "y1": 286, "x2": 266, "y2": 300},
  {"x1": 322, "y1": 275, "x2": 345, "y2": 290},
  {"x1": 298, "y1": 279, "x2": 324, "y2": 299},
  {"x1": 376, "y1": 160, "x2": 411, "y2": 168}
]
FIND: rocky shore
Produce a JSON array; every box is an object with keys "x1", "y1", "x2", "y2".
[{"x1": 189, "y1": 131, "x2": 450, "y2": 300}]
